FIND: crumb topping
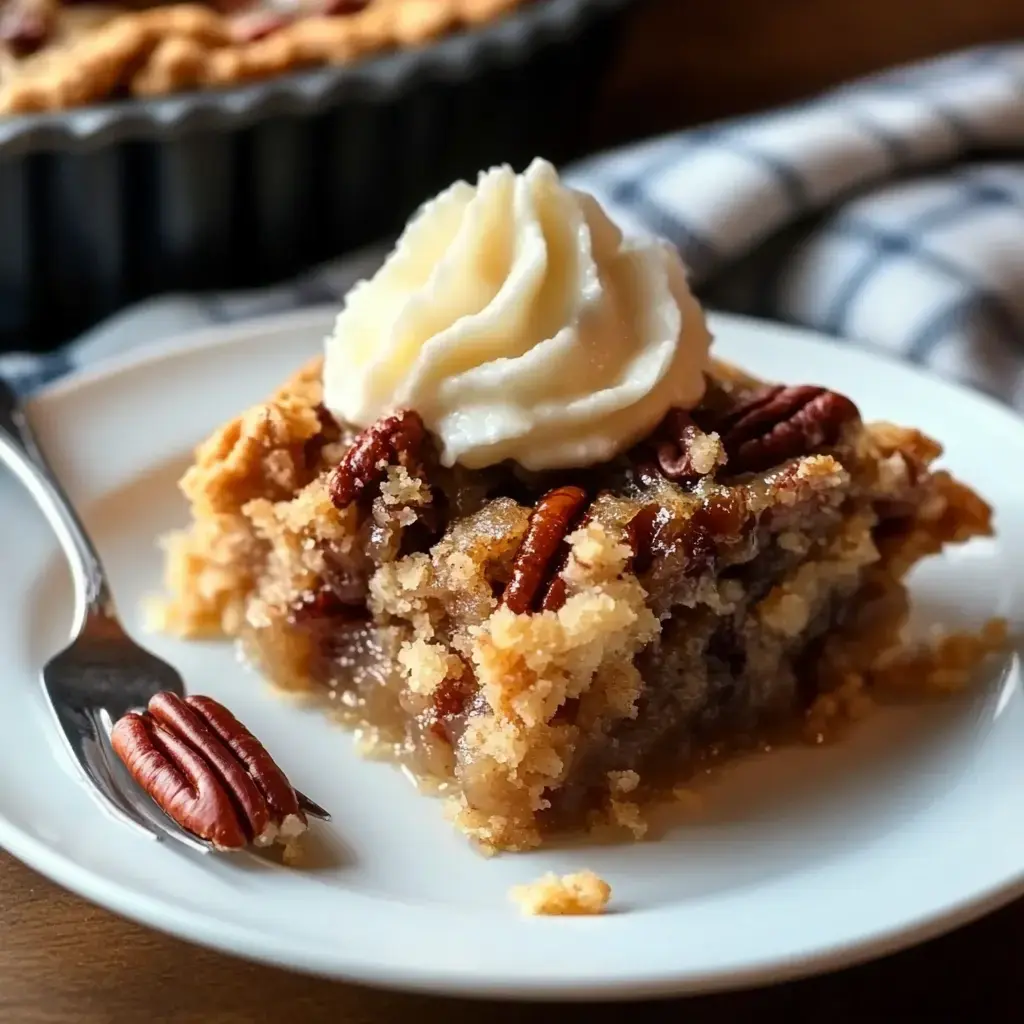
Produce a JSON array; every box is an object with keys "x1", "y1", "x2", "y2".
[
  {"x1": 608, "y1": 769, "x2": 639, "y2": 794},
  {"x1": 181, "y1": 397, "x2": 322, "y2": 517},
  {"x1": 688, "y1": 429, "x2": 726, "y2": 475},
  {"x1": 399, "y1": 638, "x2": 463, "y2": 696},
  {"x1": 509, "y1": 870, "x2": 611, "y2": 916}
]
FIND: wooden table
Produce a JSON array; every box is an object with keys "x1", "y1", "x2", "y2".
[
  {"x1": 2, "y1": 849, "x2": 1024, "y2": 1020},
  {"x1": 598, "y1": 0, "x2": 1024, "y2": 144},
  {"x1": 8, "y1": 2, "x2": 1024, "y2": 1019}
]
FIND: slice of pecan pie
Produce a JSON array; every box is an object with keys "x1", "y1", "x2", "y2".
[
  {"x1": 151, "y1": 159, "x2": 1003, "y2": 853},
  {"x1": 151, "y1": 354, "x2": 1000, "y2": 852}
]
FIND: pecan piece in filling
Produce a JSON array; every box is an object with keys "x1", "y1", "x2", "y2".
[
  {"x1": 502, "y1": 485, "x2": 590, "y2": 615},
  {"x1": 328, "y1": 409, "x2": 427, "y2": 509},
  {"x1": 717, "y1": 385, "x2": 859, "y2": 475}
]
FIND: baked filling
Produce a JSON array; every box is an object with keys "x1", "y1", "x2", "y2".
[
  {"x1": 0, "y1": 0, "x2": 528, "y2": 113},
  {"x1": 150, "y1": 355, "x2": 1002, "y2": 852}
]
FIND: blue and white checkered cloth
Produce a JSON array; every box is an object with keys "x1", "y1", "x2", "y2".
[{"x1": 5, "y1": 43, "x2": 1024, "y2": 407}]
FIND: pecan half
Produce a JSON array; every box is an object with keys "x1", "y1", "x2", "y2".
[
  {"x1": 524, "y1": 491, "x2": 687, "y2": 613},
  {"x1": 652, "y1": 408, "x2": 723, "y2": 484},
  {"x1": 538, "y1": 500, "x2": 602, "y2": 614},
  {"x1": 111, "y1": 693, "x2": 306, "y2": 850},
  {"x1": 718, "y1": 385, "x2": 859, "y2": 475},
  {"x1": 502, "y1": 485, "x2": 589, "y2": 615},
  {"x1": 328, "y1": 409, "x2": 426, "y2": 509},
  {"x1": 630, "y1": 490, "x2": 751, "y2": 582},
  {"x1": 539, "y1": 570, "x2": 571, "y2": 613},
  {"x1": 685, "y1": 491, "x2": 752, "y2": 576}
]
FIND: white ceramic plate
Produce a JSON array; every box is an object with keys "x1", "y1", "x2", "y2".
[{"x1": 1, "y1": 308, "x2": 1021, "y2": 1000}]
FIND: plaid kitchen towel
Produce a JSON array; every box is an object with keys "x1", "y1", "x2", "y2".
[{"x1": 5, "y1": 43, "x2": 1024, "y2": 405}]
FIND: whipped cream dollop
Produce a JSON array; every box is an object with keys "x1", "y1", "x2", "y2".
[{"x1": 322, "y1": 158, "x2": 712, "y2": 471}]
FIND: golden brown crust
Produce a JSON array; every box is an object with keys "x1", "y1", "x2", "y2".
[
  {"x1": 152, "y1": 361, "x2": 338, "y2": 633},
  {"x1": 180, "y1": 397, "x2": 322, "y2": 517},
  {"x1": 129, "y1": 32, "x2": 208, "y2": 96},
  {"x1": 0, "y1": 0, "x2": 529, "y2": 114}
]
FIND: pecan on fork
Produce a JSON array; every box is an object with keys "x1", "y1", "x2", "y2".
[{"x1": 111, "y1": 693, "x2": 308, "y2": 851}]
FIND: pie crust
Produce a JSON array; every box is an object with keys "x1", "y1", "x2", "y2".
[{"x1": 0, "y1": 0, "x2": 528, "y2": 113}]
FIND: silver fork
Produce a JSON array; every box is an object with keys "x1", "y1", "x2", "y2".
[{"x1": 0, "y1": 377, "x2": 329, "y2": 853}]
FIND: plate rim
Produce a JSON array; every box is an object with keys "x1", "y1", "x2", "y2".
[{"x1": 3, "y1": 307, "x2": 1023, "y2": 1000}]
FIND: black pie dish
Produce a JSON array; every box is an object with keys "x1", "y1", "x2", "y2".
[{"x1": 0, "y1": 0, "x2": 634, "y2": 351}]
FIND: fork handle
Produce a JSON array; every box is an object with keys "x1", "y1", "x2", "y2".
[{"x1": 0, "y1": 377, "x2": 117, "y2": 633}]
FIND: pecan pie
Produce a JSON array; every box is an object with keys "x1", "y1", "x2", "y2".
[
  {"x1": 150, "y1": 159, "x2": 1004, "y2": 853},
  {"x1": 150, "y1": 356, "x2": 1002, "y2": 852},
  {"x1": 0, "y1": 0, "x2": 528, "y2": 113}
]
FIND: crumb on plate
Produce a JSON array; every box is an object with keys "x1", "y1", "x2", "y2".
[{"x1": 509, "y1": 870, "x2": 611, "y2": 916}]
